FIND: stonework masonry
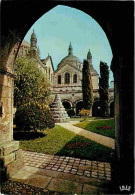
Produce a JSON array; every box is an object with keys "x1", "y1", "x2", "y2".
[{"x1": 0, "y1": 40, "x2": 24, "y2": 177}]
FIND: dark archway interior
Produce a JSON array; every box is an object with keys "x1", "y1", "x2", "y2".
[
  {"x1": 62, "y1": 101, "x2": 71, "y2": 110},
  {"x1": 76, "y1": 101, "x2": 83, "y2": 116},
  {"x1": 92, "y1": 101, "x2": 101, "y2": 117},
  {"x1": 110, "y1": 101, "x2": 114, "y2": 117}
]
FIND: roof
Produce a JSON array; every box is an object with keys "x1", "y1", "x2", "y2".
[
  {"x1": 56, "y1": 54, "x2": 82, "y2": 71},
  {"x1": 31, "y1": 29, "x2": 37, "y2": 39},
  {"x1": 41, "y1": 56, "x2": 54, "y2": 71},
  {"x1": 89, "y1": 64, "x2": 98, "y2": 76},
  {"x1": 21, "y1": 40, "x2": 30, "y2": 47}
]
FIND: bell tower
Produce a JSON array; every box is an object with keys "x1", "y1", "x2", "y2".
[{"x1": 30, "y1": 29, "x2": 38, "y2": 58}]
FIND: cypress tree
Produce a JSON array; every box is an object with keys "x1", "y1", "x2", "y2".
[
  {"x1": 82, "y1": 60, "x2": 93, "y2": 110},
  {"x1": 99, "y1": 61, "x2": 109, "y2": 117}
]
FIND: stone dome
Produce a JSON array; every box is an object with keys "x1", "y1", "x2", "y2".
[
  {"x1": 56, "y1": 43, "x2": 83, "y2": 71},
  {"x1": 57, "y1": 54, "x2": 83, "y2": 71}
]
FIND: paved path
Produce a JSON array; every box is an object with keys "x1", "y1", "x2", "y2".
[
  {"x1": 57, "y1": 121, "x2": 115, "y2": 149},
  {"x1": 6, "y1": 151, "x2": 111, "y2": 194}
]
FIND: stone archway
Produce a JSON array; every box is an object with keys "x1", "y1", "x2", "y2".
[
  {"x1": 62, "y1": 101, "x2": 71, "y2": 110},
  {"x1": 75, "y1": 101, "x2": 83, "y2": 116},
  {"x1": 92, "y1": 101, "x2": 101, "y2": 117}
]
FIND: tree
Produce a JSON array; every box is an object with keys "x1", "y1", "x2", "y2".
[
  {"x1": 99, "y1": 61, "x2": 109, "y2": 117},
  {"x1": 82, "y1": 60, "x2": 93, "y2": 110},
  {"x1": 14, "y1": 56, "x2": 54, "y2": 130}
]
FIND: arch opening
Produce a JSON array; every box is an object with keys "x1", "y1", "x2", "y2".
[
  {"x1": 110, "y1": 101, "x2": 114, "y2": 117},
  {"x1": 65, "y1": 72, "x2": 70, "y2": 84},
  {"x1": 76, "y1": 101, "x2": 83, "y2": 116},
  {"x1": 92, "y1": 101, "x2": 101, "y2": 117}
]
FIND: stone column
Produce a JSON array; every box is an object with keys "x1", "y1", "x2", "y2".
[
  {"x1": 111, "y1": 56, "x2": 134, "y2": 193},
  {"x1": 0, "y1": 37, "x2": 24, "y2": 178}
]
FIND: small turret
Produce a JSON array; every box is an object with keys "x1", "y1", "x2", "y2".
[
  {"x1": 87, "y1": 49, "x2": 92, "y2": 64},
  {"x1": 68, "y1": 42, "x2": 73, "y2": 55},
  {"x1": 30, "y1": 29, "x2": 37, "y2": 57}
]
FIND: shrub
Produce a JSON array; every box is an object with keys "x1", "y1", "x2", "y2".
[
  {"x1": 79, "y1": 108, "x2": 90, "y2": 116},
  {"x1": 14, "y1": 103, "x2": 55, "y2": 131},
  {"x1": 14, "y1": 56, "x2": 54, "y2": 131}
]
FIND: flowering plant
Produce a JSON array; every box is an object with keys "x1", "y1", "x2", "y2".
[
  {"x1": 96, "y1": 125, "x2": 112, "y2": 130},
  {"x1": 79, "y1": 108, "x2": 90, "y2": 116}
]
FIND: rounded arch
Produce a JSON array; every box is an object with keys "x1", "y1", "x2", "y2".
[
  {"x1": 73, "y1": 74, "x2": 77, "y2": 83},
  {"x1": 110, "y1": 101, "x2": 114, "y2": 117},
  {"x1": 65, "y1": 72, "x2": 70, "y2": 84},
  {"x1": 75, "y1": 100, "x2": 83, "y2": 116},
  {"x1": 92, "y1": 100, "x2": 101, "y2": 117},
  {"x1": 62, "y1": 99, "x2": 72, "y2": 109},
  {"x1": 58, "y1": 75, "x2": 61, "y2": 84}
]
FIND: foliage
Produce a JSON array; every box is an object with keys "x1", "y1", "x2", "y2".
[
  {"x1": 82, "y1": 60, "x2": 93, "y2": 110},
  {"x1": 14, "y1": 103, "x2": 54, "y2": 130},
  {"x1": 14, "y1": 56, "x2": 54, "y2": 130},
  {"x1": 18, "y1": 125, "x2": 113, "y2": 162},
  {"x1": 79, "y1": 108, "x2": 90, "y2": 116},
  {"x1": 75, "y1": 119, "x2": 115, "y2": 138},
  {"x1": 99, "y1": 61, "x2": 109, "y2": 117}
]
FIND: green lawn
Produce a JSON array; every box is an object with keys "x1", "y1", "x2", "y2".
[
  {"x1": 14, "y1": 125, "x2": 114, "y2": 162},
  {"x1": 74, "y1": 119, "x2": 115, "y2": 139}
]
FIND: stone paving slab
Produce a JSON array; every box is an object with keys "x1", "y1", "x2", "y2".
[
  {"x1": 46, "y1": 178, "x2": 82, "y2": 194},
  {"x1": 5, "y1": 151, "x2": 112, "y2": 194},
  {"x1": 26, "y1": 174, "x2": 52, "y2": 188},
  {"x1": 57, "y1": 121, "x2": 115, "y2": 149},
  {"x1": 23, "y1": 151, "x2": 111, "y2": 181}
]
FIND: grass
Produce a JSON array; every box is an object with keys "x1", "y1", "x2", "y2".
[
  {"x1": 74, "y1": 119, "x2": 115, "y2": 138},
  {"x1": 14, "y1": 125, "x2": 114, "y2": 162}
]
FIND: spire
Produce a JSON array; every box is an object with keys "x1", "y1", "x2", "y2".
[
  {"x1": 68, "y1": 42, "x2": 73, "y2": 55},
  {"x1": 87, "y1": 49, "x2": 92, "y2": 59},
  {"x1": 31, "y1": 29, "x2": 37, "y2": 39},
  {"x1": 87, "y1": 49, "x2": 92, "y2": 64}
]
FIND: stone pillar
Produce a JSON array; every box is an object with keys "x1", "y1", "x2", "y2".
[
  {"x1": 111, "y1": 56, "x2": 134, "y2": 193},
  {"x1": 0, "y1": 38, "x2": 24, "y2": 178}
]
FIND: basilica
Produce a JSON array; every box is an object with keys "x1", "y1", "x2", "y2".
[{"x1": 18, "y1": 30, "x2": 114, "y2": 117}]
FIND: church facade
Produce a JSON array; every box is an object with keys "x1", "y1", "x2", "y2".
[{"x1": 18, "y1": 31, "x2": 114, "y2": 117}]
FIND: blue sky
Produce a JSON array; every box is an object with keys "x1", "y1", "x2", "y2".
[{"x1": 24, "y1": 5, "x2": 113, "y2": 85}]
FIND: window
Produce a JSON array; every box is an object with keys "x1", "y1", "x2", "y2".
[
  {"x1": 65, "y1": 73, "x2": 70, "y2": 84},
  {"x1": 73, "y1": 74, "x2": 77, "y2": 83},
  {"x1": 58, "y1": 75, "x2": 61, "y2": 84}
]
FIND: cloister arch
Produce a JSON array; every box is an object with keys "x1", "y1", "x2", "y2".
[
  {"x1": 92, "y1": 100, "x2": 101, "y2": 117},
  {"x1": 1, "y1": 1, "x2": 134, "y2": 193},
  {"x1": 75, "y1": 100, "x2": 83, "y2": 116},
  {"x1": 62, "y1": 99, "x2": 72, "y2": 109}
]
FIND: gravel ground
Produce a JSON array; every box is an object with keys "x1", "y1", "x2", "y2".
[{"x1": 1, "y1": 180, "x2": 59, "y2": 195}]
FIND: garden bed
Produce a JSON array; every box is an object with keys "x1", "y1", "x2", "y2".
[
  {"x1": 14, "y1": 125, "x2": 114, "y2": 162},
  {"x1": 74, "y1": 119, "x2": 115, "y2": 138}
]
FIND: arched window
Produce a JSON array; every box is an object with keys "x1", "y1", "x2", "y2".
[
  {"x1": 58, "y1": 75, "x2": 61, "y2": 84},
  {"x1": 65, "y1": 73, "x2": 70, "y2": 84},
  {"x1": 73, "y1": 74, "x2": 77, "y2": 83}
]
